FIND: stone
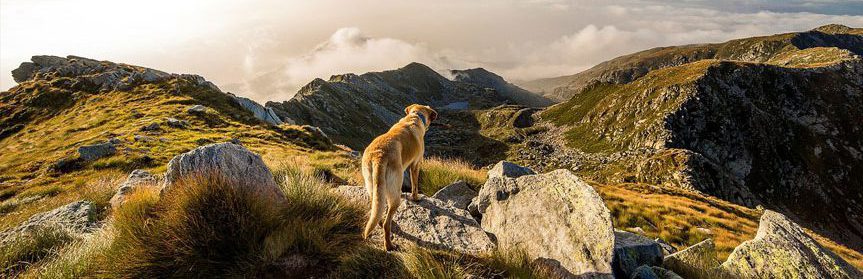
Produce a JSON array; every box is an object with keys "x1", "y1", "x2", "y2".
[
  {"x1": 487, "y1": 160, "x2": 535, "y2": 179},
  {"x1": 301, "y1": 125, "x2": 332, "y2": 144},
  {"x1": 655, "y1": 238, "x2": 677, "y2": 256},
  {"x1": 719, "y1": 210, "x2": 862, "y2": 279},
  {"x1": 333, "y1": 185, "x2": 495, "y2": 254},
  {"x1": 627, "y1": 227, "x2": 646, "y2": 235},
  {"x1": 162, "y1": 143, "x2": 283, "y2": 201},
  {"x1": 110, "y1": 170, "x2": 157, "y2": 208},
  {"x1": 663, "y1": 238, "x2": 720, "y2": 279},
  {"x1": 695, "y1": 227, "x2": 713, "y2": 235},
  {"x1": 631, "y1": 266, "x2": 684, "y2": 279},
  {"x1": 11, "y1": 62, "x2": 38, "y2": 83},
  {"x1": 613, "y1": 230, "x2": 664, "y2": 278},
  {"x1": 478, "y1": 169, "x2": 614, "y2": 278},
  {"x1": 165, "y1": 117, "x2": 189, "y2": 128},
  {"x1": 0, "y1": 200, "x2": 97, "y2": 242},
  {"x1": 141, "y1": 123, "x2": 160, "y2": 131},
  {"x1": 188, "y1": 105, "x2": 208, "y2": 113},
  {"x1": 431, "y1": 180, "x2": 477, "y2": 210},
  {"x1": 77, "y1": 141, "x2": 116, "y2": 161}
]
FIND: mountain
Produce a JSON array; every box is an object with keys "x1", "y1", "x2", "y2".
[
  {"x1": 535, "y1": 34, "x2": 863, "y2": 251},
  {"x1": 525, "y1": 24, "x2": 863, "y2": 101},
  {"x1": 266, "y1": 62, "x2": 539, "y2": 150}
]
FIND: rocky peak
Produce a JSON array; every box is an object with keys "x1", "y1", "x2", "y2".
[{"x1": 814, "y1": 24, "x2": 857, "y2": 34}]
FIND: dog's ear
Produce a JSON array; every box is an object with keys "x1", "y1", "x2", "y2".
[
  {"x1": 428, "y1": 108, "x2": 438, "y2": 121},
  {"x1": 404, "y1": 105, "x2": 413, "y2": 115}
]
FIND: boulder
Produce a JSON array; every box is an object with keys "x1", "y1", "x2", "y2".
[
  {"x1": 188, "y1": 105, "x2": 208, "y2": 113},
  {"x1": 631, "y1": 266, "x2": 683, "y2": 279},
  {"x1": 431, "y1": 180, "x2": 477, "y2": 210},
  {"x1": 165, "y1": 117, "x2": 189, "y2": 128},
  {"x1": 613, "y1": 230, "x2": 664, "y2": 278},
  {"x1": 110, "y1": 169, "x2": 158, "y2": 208},
  {"x1": 655, "y1": 238, "x2": 677, "y2": 256},
  {"x1": 333, "y1": 185, "x2": 495, "y2": 254},
  {"x1": 77, "y1": 141, "x2": 116, "y2": 161},
  {"x1": 229, "y1": 94, "x2": 283, "y2": 126},
  {"x1": 478, "y1": 169, "x2": 615, "y2": 278},
  {"x1": 301, "y1": 125, "x2": 332, "y2": 144},
  {"x1": 141, "y1": 123, "x2": 160, "y2": 131},
  {"x1": 663, "y1": 238, "x2": 720, "y2": 279},
  {"x1": 487, "y1": 160, "x2": 535, "y2": 179},
  {"x1": 0, "y1": 200, "x2": 97, "y2": 242},
  {"x1": 719, "y1": 210, "x2": 862, "y2": 279},
  {"x1": 162, "y1": 143, "x2": 283, "y2": 200}
]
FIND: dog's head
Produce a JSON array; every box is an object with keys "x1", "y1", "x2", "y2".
[{"x1": 404, "y1": 104, "x2": 437, "y2": 128}]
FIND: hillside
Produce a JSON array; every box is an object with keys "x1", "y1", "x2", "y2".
[
  {"x1": 536, "y1": 46, "x2": 863, "y2": 252},
  {"x1": 266, "y1": 63, "x2": 541, "y2": 150},
  {"x1": 523, "y1": 24, "x2": 863, "y2": 101}
]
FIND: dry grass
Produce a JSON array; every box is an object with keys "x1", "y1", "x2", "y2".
[
  {"x1": 419, "y1": 157, "x2": 487, "y2": 195},
  {"x1": 0, "y1": 225, "x2": 75, "y2": 277}
]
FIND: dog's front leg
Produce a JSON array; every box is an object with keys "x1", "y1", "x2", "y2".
[{"x1": 409, "y1": 162, "x2": 421, "y2": 201}]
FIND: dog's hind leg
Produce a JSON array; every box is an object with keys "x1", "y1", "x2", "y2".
[
  {"x1": 383, "y1": 192, "x2": 401, "y2": 251},
  {"x1": 362, "y1": 161, "x2": 385, "y2": 240}
]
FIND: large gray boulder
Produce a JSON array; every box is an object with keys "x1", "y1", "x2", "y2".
[
  {"x1": 663, "y1": 238, "x2": 720, "y2": 279},
  {"x1": 333, "y1": 185, "x2": 495, "y2": 254},
  {"x1": 613, "y1": 230, "x2": 664, "y2": 278},
  {"x1": 77, "y1": 141, "x2": 116, "y2": 161},
  {"x1": 0, "y1": 200, "x2": 97, "y2": 242},
  {"x1": 162, "y1": 143, "x2": 283, "y2": 200},
  {"x1": 478, "y1": 169, "x2": 615, "y2": 278},
  {"x1": 431, "y1": 180, "x2": 477, "y2": 210},
  {"x1": 229, "y1": 94, "x2": 285, "y2": 126},
  {"x1": 110, "y1": 169, "x2": 158, "y2": 208},
  {"x1": 719, "y1": 210, "x2": 862, "y2": 279},
  {"x1": 487, "y1": 160, "x2": 535, "y2": 179}
]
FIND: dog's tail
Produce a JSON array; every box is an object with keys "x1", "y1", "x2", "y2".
[{"x1": 363, "y1": 160, "x2": 386, "y2": 239}]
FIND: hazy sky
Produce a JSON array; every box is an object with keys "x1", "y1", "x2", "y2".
[{"x1": 2, "y1": 0, "x2": 862, "y2": 101}]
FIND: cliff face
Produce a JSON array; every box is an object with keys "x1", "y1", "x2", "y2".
[
  {"x1": 541, "y1": 47, "x2": 863, "y2": 251},
  {"x1": 266, "y1": 63, "x2": 536, "y2": 149},
  {"x1": 530, "y1": 24, "x2": 863, "y2": 101}
]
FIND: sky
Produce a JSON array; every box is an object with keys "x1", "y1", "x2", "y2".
[{"x1": 1, "y1": 0, "x2": 862, "y2": 102}]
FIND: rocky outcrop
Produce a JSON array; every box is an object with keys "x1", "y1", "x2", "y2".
[
  {"x1": 613, "y1": 230, "x2": 664, "y2": 278},
  {"x1": 663, "y1": 238, "x2": 720, "y2": 279},
  {"x1": 487, "y1": 160, "x2": 535, "y2": 179},
  {"x1": 110, "y1": 169, "x2": 158, "y2": 208},
  {"x1": 333, "y1": 185, "x2": 494, "y2": 254},
  {"x1": 11, "y1": 55, "x2": 171, "y2": 91},
  {"x1": 228, "y1": 93, "x2": 286, "y2": 126},
  {"x1": 162, "y1": 143, "x2": 283, "y2": 200},
  {"x1": 77, "y1": 140, "x2": 117, "y2": 161},
  {"x1": 449, "y1": 67, "x2": 554, "y2": 107},
  {"x1": 477, "y1": 169, "x2": 615, "y2": 278},
  {"x1": 431, "y1": 180, "x2": 476, "y2": 210},
  {"x1": 720, "y1": 210, "x2": 863, "y2": 279},
  {"x1": 0, "y1": 200, "x2": 97, "y2": 242}
]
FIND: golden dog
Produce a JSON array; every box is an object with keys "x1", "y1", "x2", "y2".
[{"x1": 361, "y1": 104, "x2": 437, "y2": 251}]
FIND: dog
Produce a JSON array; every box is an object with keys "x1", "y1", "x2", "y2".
[{"x1": 361, "y1": 104, "x2": 437, "y2": 251}]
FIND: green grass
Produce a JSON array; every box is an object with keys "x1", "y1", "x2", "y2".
[{"x1": 418, "y1": 157, "x2": 487, "y2": 195}]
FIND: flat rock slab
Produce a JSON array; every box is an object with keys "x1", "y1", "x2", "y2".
[
  {"x1": 613, "y1": 230, "x2": 663, "y2": 278},
  {"x1": 663, "y1": 238, "x2": 720, "y2": 279},
  {"x1": 333, "y1": 185, "x2": 495, "y2": 254},
  {"x1": 431, "y1": 180, "x2": 477, "y2": 210},
  {"x1": 0, "y1": 200, "x2": 97, "y2": 242}
]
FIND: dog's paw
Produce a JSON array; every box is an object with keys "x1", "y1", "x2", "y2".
[
  {"x1": 409, "y1": 194, "x2": 423, "y2": 202},
  {"x1": 385, "y1": 243, "x2": 400, "y2": 252}
]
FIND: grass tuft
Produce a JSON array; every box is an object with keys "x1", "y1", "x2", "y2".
[
  {"x1": 1, "y1": 225, "x2": 74, "y2": 277},
  {"x1": 419, "y1": 157, "x2": 487, "y2": 195}
]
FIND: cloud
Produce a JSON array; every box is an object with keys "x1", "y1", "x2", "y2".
[{"x1": 233, "y1": 27, "x2": 462, "y2": 101}]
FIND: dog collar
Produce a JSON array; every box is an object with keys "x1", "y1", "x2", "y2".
[{"x1": 415, "y1": 113, "x2": 427, "y2": 126}]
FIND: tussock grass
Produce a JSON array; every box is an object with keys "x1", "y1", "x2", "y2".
[
  {"x1": 21, "y1": 227, "x2": 116, "y2": 279},
  {"x1": 0, "y1": 225, "x2": 74, "y2": 276},
  {"x1": 419, "y1": 157, "x2": 487, "y2": 195}
]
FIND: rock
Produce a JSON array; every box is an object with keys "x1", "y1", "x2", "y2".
[
  {"x1": 511, "y1": 107, "x2": 537, "y2": 128},
  {"x1": 695, "y1": 227, "x2": 713, "y2": 235},
  {"x1": 332, "y1": 185, "x2": 495, "y2": 254},
  {"x1": 478, "y1": 169, "x2": 614, "y2": 277},
  {"x1": 11, "y1": 62, "x2": 38, "y2": 83},
  {"x1": 165, "y1": 117, "x2": 189, "y2": 128},
  {"x1": 0, "y1": 200, "x2": 97, "y2": 242},
  {"x1": 719, "y1": 210, "x2": 862, "y2": 279},
  {"x1": 431, "y1": 180, "x2": 477, "y2": 210},
  {"x1": 655, "y1": 238, "x2": 677, "y2": 256},
  {"x1": 229, "y1": 138, "x2": 242, "y2": 145},
  {"x1": 141, "y1": 123, "x2": 160, "y2": 131},
  {"x1": 134, "y1": 135, "x2": 153, "y2": 142},
  {"x1": 663, "y1": 238, "x2": 720, "y2": 279},
  {"x1": 487, "y1": 160, "x2": 535, "y2": 179},
  {"x1": 110, "y1": 170, "x2": 157, "y2": 208},
  {"x1": 187, "y1": 105, "x2": 208, "y2": 113},
  {"x1": 631, "y1": 265, "x2": 683, "y2": 279},
  {"x1": 162, "y1": 143, "x2": 283, "y2": 201},
  {"x1": 77, "y1": 141, "x2": 116, "y2": 161},
  {"x1": 613, "y1": 230, "x2": 664, "y2": 278},
  {"x1": 627, "y1": 227, "x2": 646, "y2": 235},
  {"x1": 229, "y1": 94, "x2": 283, "y2": 126}
]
